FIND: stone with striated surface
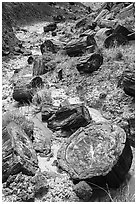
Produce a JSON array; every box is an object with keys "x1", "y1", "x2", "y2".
[
  {"x1": 57, "y1": 123, "x2": 132, "y2": 187},
  {"x1": 122, "y1": 69, "x2": 135, "y2": 97},
  {"x1": 33, "y1": 55, "x2": 56, "y2": 76},
  {"x1": 47, "y1": 104, "x2": 91, "y2": 132},
  {"x1": 2, "y1": 122, "x2": 38, "y2": 182},
  {"x1": 64, "y1": 35, "x2": 97, "y2": 57},
  {"x1": 76, "y1": 53, "x2": 103, "y2": 74},
  {"x1": 13, "y1": 86, "x2": 34, "y2": 103}
]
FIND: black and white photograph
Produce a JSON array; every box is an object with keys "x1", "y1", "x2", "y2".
[{"x1": 2, "y1": 1, "x2": 135, "y2": 202}]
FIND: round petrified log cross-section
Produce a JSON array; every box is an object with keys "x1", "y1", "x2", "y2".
[{"x1": 57, "y1": 123, "x2": 127, "y2": 181}]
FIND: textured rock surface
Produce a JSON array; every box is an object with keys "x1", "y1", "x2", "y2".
[
  {"x1": 43, "y1": 22, "x2": 57, "y2": 33},
  {"x1": 104, "y1": 33, "x2": 128, "y2": 48},
  {"x1": 47, "y1": 104, "x2": 91, "y2": 132},
  {"x1": 75, "y1": 17, "x2": 87, "y2": 29},
  {"x1": 73, "y1": 181, "x2": 93, "y2": 201},
  {"x1": 113, "y1": 24, "x2": 133, "y2": 38},
  {"x1": 42, "y1": 105, "x2": 58, "y2": 121},
  {"x1": 31, "y1": 172, "x2": 49, "y2": 197},
  {"x1": 57, "y1": 123, "x2": 126, "y2": 180},
  {"x1": 122, "y1": 69, "x2": 135, "y2": 97},
  {"x1": 40, "y1": 39, "x2": 61, "y2": 54},
  {"x1": 2, "y1": 111, "x2": 34, "y2": 140},
  {"x1": 33, "y1": 55, "x2": 56, "y2": 76},
  {"x1": 77, "y1": 53, "x2": 103, "y2": 73},
  {"x1": 2, "y1": 122, "x2": 38, "y2": 182},
  {"x1": 64, "y1": 35, "x2": 97, "y2": 57},
  {"x1": 2, "y1": 172, "x2": 35, "y2": 202},
  {"x1": 13, "y1": 86, "x2": 34, "y2": 103}
]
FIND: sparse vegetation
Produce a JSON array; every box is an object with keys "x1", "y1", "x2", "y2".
[{"x1": 2, "y1": 2, "x2": 135, "y2": 202}]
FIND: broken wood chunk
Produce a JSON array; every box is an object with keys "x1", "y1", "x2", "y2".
[
  {"x1": 76, "y1": 53, "x2": 103, "y2": 74},
  {"x1": 47, "y1": 104, "x2": 91, "y2": 132},
  {"x1": 64, "y1": 35, "x2": 97, "y2": 57},
  {"x1": 2, "y1": 122, "x2": 38, "y2": 183}
]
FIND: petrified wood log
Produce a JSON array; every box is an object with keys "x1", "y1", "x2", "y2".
[
  {"x1": 76, "y1": 53, "x2": 103, "y2": 74},
  {"x1": 47, "y1": 104, "x2": 91, "y2": 131},
  {"x1": 13, "y1": 76, "x2": 43, "y2": 103},
  {"x1": 33, "y1": 55, "x2": 56, "y2": 76},
  {"x1": 40, "y1": 39, "x2": 61, "y2": 54},
  {"x1": 104, "y1": 33, "x2": 128, "y2": 48},
  {"x1": 13, "y1": 86, "x2": 34, "y2": 103},
  {"x1": 113, "y1": 24, "x2": 133, "y2": 38},
  {"x1": 2, "y1": 122, "x2": 38, "y2": 183},
  {"x1": 43, "y1": 23, "x2": 57, "y2": 33},
  {"x1": 57, "y1": 123, "x2": 132, "y2": 188},
  {"x1": 30, "y1": 76, "x2": 43, "y2": 88},
  {"x1": 42, "y1": 105, "x2": 58, "y2": 122},
  {"x1": 122, "y1": 69, "x2": 135, "y2": 97},
  {"x1": 64, "y1": 35, "x2": 97, "y2": 57}
]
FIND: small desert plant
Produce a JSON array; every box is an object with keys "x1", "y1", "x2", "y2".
[{"x1": 2, "y1": 111, "x2": 34, "y2": 139}]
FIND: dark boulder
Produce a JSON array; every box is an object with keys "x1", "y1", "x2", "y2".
[
  {"x1": 13, "y1": 86, "x2": 34, "y2": 103},
  {"x1": 13, "y1": 76, "x2": 43, "y2": 103},
  {"x1": 27, "y1": 56, "x2": 34, "y2": 64},
  {"x1": 47, "y1": 104, "x2": 91, "y2": 132},
  {"x1": 58, "y1": 69, "x2": 63, "y2": 80},
  {"x1": 2, "y1": 122, "x2": 38, "y2": 183},
  {"x1": 30, "y1": 76, "x2": 43, "y2": 88},
  {"x1": 43, "y1": 22, "x2": 57, "y2": 33},
  {"x1": 122, "y1": 69, "x2": 135, "y2": 97},
  {"x1": 73, "y1": 181, "x2": 93, "y2": 201},
  {"x1": 105, "y1": 140, "x2": 133, "y2": 188},
  {"x1": 57, "y1": 123, "x2": 132, "y2": 188},
  {"x1": 64, "y1": 35, "x2": 97, "y2": 57},
  {"x1": 113, "y1": 24, "x2": 133, "y2": 38},
  {"x1": 76, "y1": 53, "x2": 103, "y2": 74},
  {"x1": 52, "y1": 31, "x2": 57, "y2": 36},
  {"x1": 40, "y1": 40, "x2": 59, "y2": 54},
  {"x1": 104, "y1": 33, "x2": 128, "y2": 48}
]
